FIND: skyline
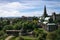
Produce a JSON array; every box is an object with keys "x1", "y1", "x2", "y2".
[{"x1": 0, "y1": 0, "x2": 60, "y2": 17}]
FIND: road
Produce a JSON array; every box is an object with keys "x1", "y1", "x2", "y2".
[{"x1": 5, "y1": 35, "x2": 14, "y2": 40}]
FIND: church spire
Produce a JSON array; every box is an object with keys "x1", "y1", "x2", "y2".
[{"x1": 43, "y1": 5, "x2": 48, "y2": 18}]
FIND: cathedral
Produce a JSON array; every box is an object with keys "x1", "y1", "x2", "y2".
[
  {"x1": 42, "y1": 5, "x2": 60, "y2": 23},
  {"x1": 39, "y1": 5, "x2": 60, "y2": 32}
]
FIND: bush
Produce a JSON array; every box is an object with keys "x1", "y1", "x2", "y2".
[
  {"x1": 46, "y1": 29, "x2": 60, "y2": 40},
  {"x1": 19, "y1": 37, "x2": 24, "y2": 40}
]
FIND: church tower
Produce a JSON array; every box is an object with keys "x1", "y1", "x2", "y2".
[
  {"x1": 43, "y1": 5, "x2": 48, "y2": 18},
  {"x1": 52, "y1": 12, "x2": 56, "y2": 21}
]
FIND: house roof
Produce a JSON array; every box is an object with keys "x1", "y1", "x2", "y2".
[
  {"x1": 43, "y1": 22, "x2": 48, "y2": 24},
  {"x1": 6, "y1": 30, "x2": 21, "y2": 32},
  {"x1": 56, "y1": 14, "x2": 60, "y2": 16},
  {"x1": 47, "y1": 23, "x2": 56, "y2": 25},
  {"x1": 45, "y1": 17, "x2": 50, "y2": 20}
]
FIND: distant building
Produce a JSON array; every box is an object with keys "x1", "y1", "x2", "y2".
[
  {"x1": 43, "y1": 17, "x2": 50, "y2": 24},
  {"x1": 41, "y1": 5, "x2": 60, "y2": 22},
  {"x1": 6, "y1": 30, "x2": 21, "y2": 36},
  {"x1": 51, "y1": 12, "x2": 60, "y2": 22},
  {"x1": 6, "y1": 30, "x2": 34, "y2": 36},
  {"x1": 39, "y1": 5, "x2": 59, "y2": 32},
  {"x1": 46, "y1": 23, "x2": 58, "y2": 32},
  {"x1": 42, "y1": 5, "x2": 48, "y2": 19}
]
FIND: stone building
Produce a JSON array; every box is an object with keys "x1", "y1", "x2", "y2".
[
  {"x1": 39, "y1": 5, "x2": 60, "y2": 32},
  {"x1": 6, "y1": 30, "x2": 21, "y2": 36},
  {"x1": 41, "y1": 5, "x2": 60, "y2": 22},
  {"x1": 42, "y1": 5, "x2": 48, "y2": 19},
  {"x1": 51, "y1": 12, "x2": 60, "y2": 22},
  {"x1": 46, "y1": 23, "x2": 58, "y2": 32}
]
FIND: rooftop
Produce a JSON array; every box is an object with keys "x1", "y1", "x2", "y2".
[{"x1": 47, "y1": 23, "x2": 56, "y2": 25}]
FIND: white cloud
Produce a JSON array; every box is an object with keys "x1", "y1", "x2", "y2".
[
  {"x1": 0, "y1": 10, "x2": 21, "y2": 17},
  {"x1": 0, "y1": 2, "x2": 40, "y2": 17},
  {"x1": 0, "y1": 0, "x2": 59, "y2": 17},
  {"x1": 0, "y1": 2, "x2": 37, "y2": 10},
  {"x1": 21, "y1": 11, "x2": 43, "y2": 17}
]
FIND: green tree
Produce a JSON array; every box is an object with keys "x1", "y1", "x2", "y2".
[
  {"x1": 46, "y1": 29, "x2": 60, "y2": 40},
  {"x1": 3, "y1": 25, "x2": 13, "y2": 30}
]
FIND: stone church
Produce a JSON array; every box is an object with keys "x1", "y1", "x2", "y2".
[
  {"x1": 40, "y1": 5, "x2": 60, "y2": 32},
  {"x1": 42, "y1": 5, "x2": 60, "y2": 23}
]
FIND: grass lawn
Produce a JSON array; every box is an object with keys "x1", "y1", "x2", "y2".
[
  {"x1": 9, "y1": 36, "x2": 37, "y2": 40},
  {"x1": 9, "y1": 36, "x2": 16, "y2": 40},
  {"x1": 21, "y1": 36, "x2": 37, "y2": 40}
]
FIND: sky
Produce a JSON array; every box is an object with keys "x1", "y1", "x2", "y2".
[{"x1": 0, "y1": 0, "x2": 60, "y2": 17}]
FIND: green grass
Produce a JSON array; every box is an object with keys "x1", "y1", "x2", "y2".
[
  {"x1": 8, "y1": 36, "x2": 37, "y2": 40},
  {"x1": 21, "y1": 36, "x2": 37, "y2": 40},
  {"x1": 15, "y1": 36, "x2": 20, "y2": 40},
  {"x1": 9, "y1": 36, "x2": 16, "y2": 40}
]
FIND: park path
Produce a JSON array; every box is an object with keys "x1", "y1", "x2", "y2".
[{"x1": 5, "y1": 35, "x2": 14, "y2": 40}]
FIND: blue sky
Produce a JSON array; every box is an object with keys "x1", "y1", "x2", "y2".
[{"x1": 0, "y1": 0, "x2": 60, "y2": 17}]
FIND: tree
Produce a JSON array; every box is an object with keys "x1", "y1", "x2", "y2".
[
  {"x1": 46, "y1": 29, "x2": 60, "y2": 40},
  {"x1": 3, "y1": 25, "x2": 13, "y2": 30},
  {"x1": 13, "y1": 23, "x2": 22, "y2": 30},
  {"x1": 37, "y1": 29, "x2": 47, "y2": 40}
]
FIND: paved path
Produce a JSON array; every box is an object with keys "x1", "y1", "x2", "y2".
[{"x1": 5, "y1": 35, "x2": 14, "y2": 40}]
